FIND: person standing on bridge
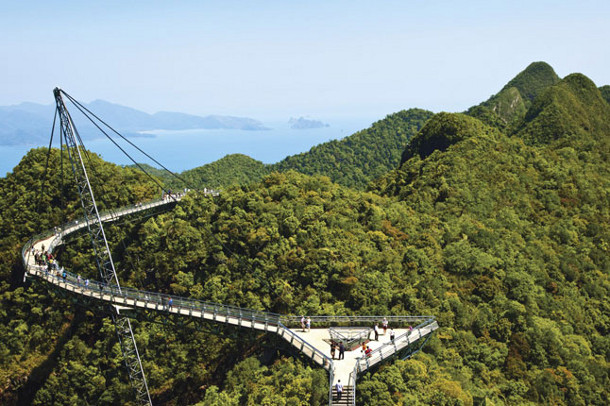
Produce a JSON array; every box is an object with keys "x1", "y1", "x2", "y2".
[
  {"x1": 338, "y1": 342, "x2": 345, "y2": 360},
  {"x1": 382, "y1": 317, "x2": 388, "y2": 335},
  {"x1": 336, "y1": 380, "x2": 343, "y2": 401},
  {"x1": 168, "y1": 297, "x2": 173, "y2": 310},
  {"x1": 330, "y1": 342, "x2": 336, "y2": 359},
  {"x1": 390, "y1": 328, "x2": 395, "y2": 342},
  {"x1": 301, "y1": 315, "x2": 306, "y2": 332},
  {"x1": 374, "y1": 323, "x2": 379, "y2": 341},
  {"x1": 306, "y1": 317, "x2": 311, "y2": 332}
]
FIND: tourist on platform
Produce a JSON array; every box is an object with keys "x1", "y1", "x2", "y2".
[
  {"x1": 330, "y1": 342, "x2": 336, "y2": 359},
  {"x1": 382, "y1": 317, "x2": 388, "y2": 334},
  {"x1": 390, "y1": 328, "x2": 395, "y2": 342},
  {"x1": 339, "y1": 342, "x2": 345, "y2": 360},
  {"x1": 301, "y1": 315, "x2": 306, "y2": 332},
  {"x1": 374, "y1": 323, "x2": 379, "y2": 341},
  {"x1": 306, "y1": 317, "x2": 311, "y2": 332},
  {"x1": 336, "y1": 380, "x2": 343, "y2": 400}
]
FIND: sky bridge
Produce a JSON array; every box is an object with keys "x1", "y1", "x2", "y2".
[
  {"x1": 22, "y1": 195, "x2": 438, "y2": 405},
  {"x1": 23, "y1": 88, "x2": 438, "y2": 405}
]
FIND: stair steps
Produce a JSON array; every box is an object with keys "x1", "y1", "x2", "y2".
[{"x1": 331, "y1": 385, "x2": 353, "y2": 405}]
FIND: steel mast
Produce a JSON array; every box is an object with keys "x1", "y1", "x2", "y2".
[{"x1": 53, "y1": 88, "x2": 153, "y2": 406}]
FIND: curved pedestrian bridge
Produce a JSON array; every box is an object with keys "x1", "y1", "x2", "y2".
[{"x1": 22, "y1": 194, "x2": 438, "y2": 405}]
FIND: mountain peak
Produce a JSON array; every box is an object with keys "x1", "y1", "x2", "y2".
[
  {"x1": 401, "y1": 113, "x2": 499, "y2": 163},
  {"x1": 516, "y1": 72, "x2": 610, "y2": 144},
  {"x1": 501, "y1": 61, "x2": 560, "y2": 102},
  {"x1": 466, "y1": 62, "x2": 560, "y2": 129}
]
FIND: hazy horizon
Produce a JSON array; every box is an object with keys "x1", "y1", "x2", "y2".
[{"x1": 2, "y1": 1, "x2": 609, "y2": 122}]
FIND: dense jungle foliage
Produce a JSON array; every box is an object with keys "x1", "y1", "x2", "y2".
[
  {"x1": 599, "y1": 85, "x2": 610, "y2": 104},
  {"x1": 174, "y1": 109, "x2": 433, "y2": 191},
  {"x1": 466, "y1": 62, "x2": 560, "y2": 131},
  {"x1": 270, "y1": 109, "x2": 433, "y2": 190},
  {"x1": 1, "y1": 63, "x2": 609, "y2": 405},
  {"x1": 176, "y1": 154, "x2": 268, "y2": 190}
]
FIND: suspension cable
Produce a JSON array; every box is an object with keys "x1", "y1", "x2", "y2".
[
  {"x1": 55, "y1": 88, "x2": 243, "y2": 269},
  {"x1": 62, "y1": 91, "x2": 193, "y2": 190},
  {"x1": 36, "y1": 108, "x2": 58, "y2": 215},
  {"x1": 59, "y1": 92, "x2": 178, "y2": 200}
]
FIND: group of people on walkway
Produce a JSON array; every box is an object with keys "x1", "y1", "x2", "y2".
[
  {"x1": 31, "y1": 244, "x2": 181, "y2": 313},
  {"x1": 327, "y1": 318, "x2": 417, "y2": 362},
  {"x1": 374, "y1": 317, "x2": 391, "y2": 340},
  {"x1": 33, "y1": 246, "x2": 55, "y2": 268},
  {"x1": 162, "y1": 296, "x2": 174, "y2": 311},
  {"x1": 330, "y1": 341, "x2": 345, "y2": 360},
  {"x1": 162, "y1": 188, "x2": 194, "y2": 202}
]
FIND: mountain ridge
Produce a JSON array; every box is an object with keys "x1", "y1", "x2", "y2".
[
  {"x1": 466, "y1": 61, "x2": 561, "y2": 130},
  {"x1": 0, "y1": 99, "x2": 269, "y2": 146}
]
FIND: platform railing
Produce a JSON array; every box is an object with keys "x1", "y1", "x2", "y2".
[
  {"x1": 276, "y1": 323, "x2": 334, "y2": 369},
  {"x1": 329, "y1": 326, "x2": 371, "y2": 349},
  {"x1": 280, "y1": 315, "x2": 435, "y2": 328},
  {"x1": 353, "y1": 319, "x2": 438, "y2": 373}
]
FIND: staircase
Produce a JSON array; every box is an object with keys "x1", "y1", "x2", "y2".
[{"x1": 331, "y1": 385, "x2": 353, "y2": 405}]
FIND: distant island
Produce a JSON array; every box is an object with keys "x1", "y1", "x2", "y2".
[
  {"x1": 288, "y1": 116, "x2": 329, "y2": 129},
  {"x1": 0, "y1": 100, "x2": 269, "y2": 146}
]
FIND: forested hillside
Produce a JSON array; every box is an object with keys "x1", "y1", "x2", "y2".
[
  {"x1": 466, "y1": 62, "x2": 560, "y2": 130},
  {"x1": 367, "y1": 72, "x2": 610, "y2": 405},
  {"x1": 0, "y1": 149, "x2": 160, "y2": 404},
  {"x1": 271, "y1": 109, "x2": 433, "y2": 189},
  {"x1": 599, "y1": 85, "x2": 610, "y2": 104},
  {"x1": 175, "y1": 154, "x2": 269, "y2": 190},
  {"x1": 1, "y1": 63, "x2": 609, "y2": 405},
  {"x1": 176, "y1": 109, "x2": 433, "y2": 191}
]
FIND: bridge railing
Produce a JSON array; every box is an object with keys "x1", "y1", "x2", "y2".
[
  {"x1": 347, "y1": 368, "x2": 357, "y2": 406},
  {"x1": 276, "y1": 322, "x2": 334, "y2": 369},
  {"x1": 26, "y1": 261, "x2": 284, "y2": 327},
  {"x1": 280, "y1": 315, "x2": 434, "y2": 329},
  {"x1": 353, "y1": 318, "x2": 438, "y2": 373},
  {"x1": 22, "y1": 196, "x2": 180, "y2": 259},
  {"x1": 25, "y1": 262, "x2": 334, "y2": 385}
]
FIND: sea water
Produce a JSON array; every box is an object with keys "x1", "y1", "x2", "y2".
[{"x1": 0, "y1": 117, "x2": 378, "y2": 176}]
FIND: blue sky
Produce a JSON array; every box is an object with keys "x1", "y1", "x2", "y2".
[{"x1": 2, "y1": 0, "x2": 609, "y2": 120}]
